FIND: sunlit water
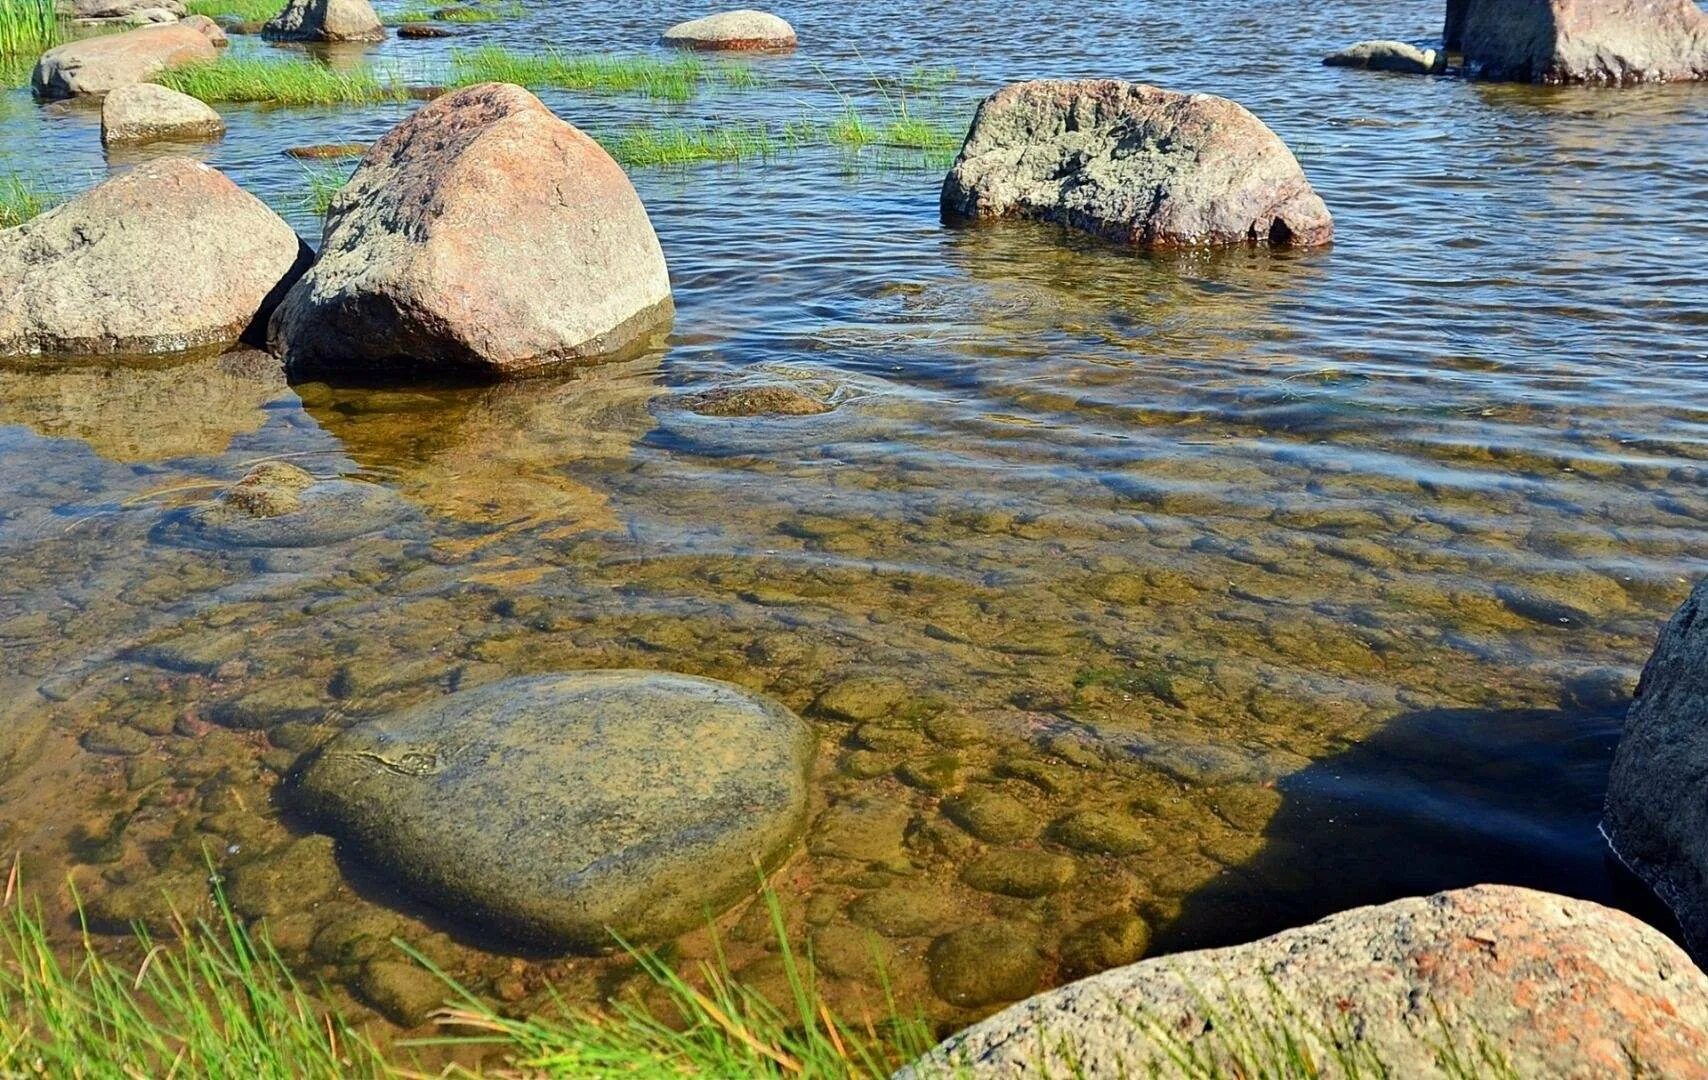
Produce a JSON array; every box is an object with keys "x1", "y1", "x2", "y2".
[{"x1": 2, "y1": 0, "x2": 1707, "y2": 1042}]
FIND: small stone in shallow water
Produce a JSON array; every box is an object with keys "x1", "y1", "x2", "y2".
[
  {"x1": 686, "y1": 383, "x2": 834, "y2": 417},
  {"x1": 927, "y1": 922, "x2": 1043, "y2": 1008},
  {"x1": 357, "y1": 959, "x2": 445, "y2": 1027},
  {"x1": 848, "y1": 885, "x2": 962, "y2": 937},
  {"x1": 396, "y1": 21, "x2": 452, "y2": 36},
  {"x1": 284, "y1": 143, "x2": 369, "y2": 159},
  {"x1": 1059, "y1": 912, "x2": 1150, "y2": 978},
  {"x1": 660, "y1": 8, "x2": 796, "y2": 50},
  {"x1": 942, "y1": 788, "x2": 1039, "y2": 843},
  {"x1": 961, "y1": 848, "x2": 1077, "y2": 898},
  {"x1": 1050, "y1": 808, "x2": 1153, "y2": 855},
  {"x1": 1323, "y1": 40, "x2": 1444, "y2": 74},
  {"x1": 814, "y1": 675, "x2": 913, "y2": 722}
]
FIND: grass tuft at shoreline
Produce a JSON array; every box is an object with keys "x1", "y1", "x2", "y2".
[
  {"x1": 0, "y1": 173, "x2": 57, "y2": 228},
  {"x1": 448, "y1": 45, "x2": 757, "y2": 100},
  {"x1": 0, "y1": 0, "x2": 58, "y2": 59},
  {"x1": 153, "y1": 56, "x2": 411, "y2": 105}
]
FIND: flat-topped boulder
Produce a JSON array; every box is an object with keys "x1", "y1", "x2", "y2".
[
  {"x1": 1605, "y1": 577, "x2": 1708, "y2": 961},
  {"x1": 661, "y1": 9, "x2": 795, "y2": 50},
  {"x1": 32, "y1": 16, "x2": 225, "y2": 97},
  {"x1": 902, "y1": 885, "x2": 1708, "y2": 1077},
  {"x1": 294, "y1": 671, "x2": 814, "y2": 950},
  {"x1": 1324, "y1": 39, "x2": 1445, "y2": 73},
  {"x1": 268, "y1": 82, "x2": 673, "y2": 380},
  {"x1": 262, "y1": 0, "x2": 385, "y2": 43},
  {"x1": 1453, "y1": 0, "x2": 1708, "y2": 83},
  {"x1": 71, "y1": 0, "x2": 185, "y2": 21},
  {"x1": 941, "y1": 80, "x2": 1333, "y2": 249},
  {"x1": 101, "y1": 82, "x2": 224, "y2": 144},
  {"x1": 0, "y1": 158, "x2": 310, "y2": 359}
]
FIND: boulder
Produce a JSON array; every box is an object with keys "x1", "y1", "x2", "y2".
[
  {"x1": 1453, "y1": 0, "x2": 1708, "y2": 83},
  {"x1": 1605, "y1": 577, "x2": 1708, "y2": 960},
  {"x1": 1324, "y1": 39, "x2": 1446, "y2": 73},
  {"x1": 294, "y1": 671, "x2": 813, "y2": 950},
  {"x1": 101, "y1": 82, "x2": 224, "y2": 144},
  {"x1": 268, "y1": 82, "x2": 673, "y2": 380},
  {"x1": 261, "y1": 0, "x2": 385, "y2": 43},
  {"x1": 71, "y1": 0, "x2": 184, "y2": 17},
  {"x1": 901, "y1": 885, "x2": 1708, "y2": 1078},
  {"x1": 941, "y1": 80, "x2": 1333, "y2": 249},
  {"x1": 660, "y1": 9, "x2": 795, "y2": 50},
  {"x1": 31, "y1": 16, "x2": 225, "y2": 97},
  {"x1": 0, "y1": 158, "x2": 311, "y2": 359}
]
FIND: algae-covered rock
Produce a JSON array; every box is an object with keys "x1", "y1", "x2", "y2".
[
  {"x1": 152, "y1": 463, "x2": 413, "y2": 550},
  {"x1": 227, "y1": 834, "x2": 341, "y2": 919},
  {"x1": 295, "y1": 671, "x2": 813, "y2": 951},
  {"x1": 357, "y1": 959, "x2": 444, "y2": 1027},
  {"x1": 942, "y1": 789, "x2": 1038, "y2": 843},
  {"x1": 1049, "y1": 808, "x2": 1153, "y2": 855},
  {"x1": 927, "y1": 922, "x2": 1043, "y2": 1008},
  {"x1": 87, "y1": 870, "x2": 214, "y2": 934},
  {"x1": 960, "y1": 849, "x2": 1076, "y2": 898}
]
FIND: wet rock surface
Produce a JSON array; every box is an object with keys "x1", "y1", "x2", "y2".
[
  {"x1": 1604, "y1": 576, "x2": 1708, "y2": 960},
  {"x1": 1455, "y1": 0, "x2": 1708, "y2": 83},
  {"x1": 262, "y1": 0, "x2": 385, "y2": 42},
  {"x1": 295, "y1": 671, "x2": 813, "y2": 950},
  {"x1": 152, "y1": 460, "x2": 414, "y2": 549},
  {"x1": 941, "y1": 80, "x2": 1333, "y2": 249},
  {"x1": 1324, "y1": 39, "x2": 1445, "y2": 73},
  {"x1": 660, "y1": 9, "x2": 796, "y2": 50},
  {"x1": 903, "y1": 885, "x2": 1708, "y2": 1077},
  {"x1": 0, "y1": 158, "x2": 310, "y2": 359},
  {"x1": 268, "y1": 83, "x2": 673, "y2": 380},
  {"x1": 31, "y1": 16, "x2": 226, "y2": 97},
  {"x1": 100, "y1": 83, "x2": 225, "y2": 145}
]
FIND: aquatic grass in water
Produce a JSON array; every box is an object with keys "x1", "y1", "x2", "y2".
[
  {"x1": 300, "y1": 164, "x2": 351, "y2": 216},
  {"x1": 0, "y1": 173, "x2": 57, "y2": 229},
  {"x1": 0, "y1": 0, "x2": 59, "y2": 58},
  {"x1": 448, "y1": 45, "x2": 755, "y2": 101},
  {"x1": 184, "y1": 0, "x2": 281, "y2": 21},
  {"x1": 602, "y1": 122, "x2": 781, "y2": 169},
  {"x1": 385, "y1": 1, "x2": 519, "y2": 24},
  {"x1": 154, "y1": 56, "x2": 410, "y2": 105}
]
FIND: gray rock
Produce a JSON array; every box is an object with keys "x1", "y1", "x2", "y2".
[
  {"x1": 0, "y1": 158, "x2": 309, "y2": 359},
  {"x1": 295, "y1": 671, "x2": 813, "y2": 951},
  {"x1": 71, "y1": 0, "x2": 185, "y2": 16},
  {"x1": 1605, "y1": 577, "x2": 1708, "y2": 961},
  {"x1": 900, "y1": 885, "x2": 1708, "y2": 1077},
  {"x1": 268, "y1": 83, "x2": 673, "y2": 380},
  {"x1": 32, "y1": 16, "x2": 225, "y2": 97},
  {"x1": 1455, "y1": 0, "x2": 1708, "y2": 83},
  {"x1": 262, "y1": 0, "x2": 385, "y2": 42},
  {"x1": 660, "y1": 9, "x2": 795, "y2": 50},
  {"x1": 1324, "y1": 40, "x2": 1445, "y2": 74},
  {"x1": 101, "y1": 83, "x2": 224, "y2": 145},
  {"x1": 941, "y1": 80, "x2": 1333, "y2": 249}
]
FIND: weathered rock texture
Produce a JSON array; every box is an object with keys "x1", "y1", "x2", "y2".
[
  {"x1": 1454, "y1": 0, "x2": 1708, "y2": 83},
  {"x1": 261, "y1": 0, "x2": 385, "y2": 43},
  {"x1": 268, "y1": 82, "x2": 673, "y2": 380},
  {"x1": 1324, "y1": 39, "x2": 1446, "y2": 73},
  {"x1": 31, "y1": 16, "x2": 225, "y2": 97},
  {"x1": 0, "y1": 158, "x2": 311, "y2": 359},
  {"x1": 100, "y1": 82, "x2": 225, "y2": 144},
  {"x1": 901, "y1": 885, "x2": 1708, "y2": 1079},
  {"x1": 295, "y1": 671, "x2": 813, "y2": 950},
  {"x1": 941, "y1": 80, "x2": 1333, "y2": 249},
  {"x1": 660, "y1": 9, "x2": 795, "y2": 50},
  {"x1": 1605, "y1": 577, "x2": 1708, "y2": 961},
  {"x1": 71, "y1": 0, "x2": 185, "y2": 21}
]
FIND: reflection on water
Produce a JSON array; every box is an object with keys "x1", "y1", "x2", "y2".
[{"x1": 1, "y1": 0, "x2": 1706, "y2": 1039}]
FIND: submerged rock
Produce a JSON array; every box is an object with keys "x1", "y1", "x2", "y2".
[
  {"x1": 901, "y1": 886, "x2": 1708, "y2": 1077},
  {"x1": 686, "y1": 382, "x2": 835, "y2": 417},
  {"x1": 268, "y1": 83, "x2": 673, "y2": 380},
  {"x1": 660, "y1": 9, "x2": 796, "y2": 50},
  {"x1": 101, "y1": 83, "x2": 225, "y2": 145},
  {"x1": 1605, "y1": 577, "x2": 1708, "y2": 961},
  {"x1": 262, "y1": 0, "x2": 385, "y2": 42},
  {"x1": 32, "y1": 16, "x2": 225, "y2": 97},
  {"x1": 1324, "y1": 40, "x2": 1445, "y2": 74},
  {"x1": 396, "y1": 21, "x2": 452, "y2": 37},
  {"x1": 941, "y1": 80, "x2": 1333, "y2": 249},
  {"x1": 294, "y1": 671, "x2": 813, "y2": 950},
  {"x1": 0, "y1": 158, "x2": 310, "y2": 359},
  {"x1": 1455, "y1": 0, "x2": 1708, "y2": 83},
  {"x1": 153, "y1": 461, "x2": 412, "y2": 549}
]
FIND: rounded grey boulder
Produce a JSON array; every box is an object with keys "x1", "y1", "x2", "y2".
[
  {"x1": 1323, "y1": 40, "x2": 1445, "y2": 74},
  {"x1": 660, "y1": 9, "x2": 795, "y2": 50},
  {"x1": 261, "y1": 0, "x2": 385, "y2": 43},
  {"x1": 295, "y1": 671, "x2": 814, "y2": 951},
  {"x1": 101, "y1": 83, "x2": 225, "y2": 145},
  {"x1": 1605, "y1": 576, "x2": 1708, "y2": 960}
]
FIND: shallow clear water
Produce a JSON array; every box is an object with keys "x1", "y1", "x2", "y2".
[{"x1": 2, "y1": 0, "x2": 1707, "y2": 1038}]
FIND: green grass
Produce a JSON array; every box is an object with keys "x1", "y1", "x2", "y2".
[
  {"x1": 0, "y1": 173, "x2": 56, "y2": 229},
  {"x1": 384, "y1": 1, "x2": 519, "y2": 24},
  {"x1": 184, "y1": 0, "x2": 281, "y2": 21},
  {"x1": 601, "y1": 121, "x2": 781, "y2": 168},
  {"x1": 447, "y1": 45, "x2": 756, "y2": 101},
  {"x1": 0, "y1": 0, "x2": 59, "y2": 58},
  {"x1": 300, "y1": 164, "x2": 351, "y2": 216},
  {"x1": 153, "y1": 56, "x2": 409, "y2": 105}
]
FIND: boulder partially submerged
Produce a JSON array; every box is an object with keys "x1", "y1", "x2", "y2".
[
  {"x1": 1453, "y1": 0, "x2": 1708, "y2": 83},
  {"x1": 660, "y1": 9, "x2": 795, "y2": 50},
  {"x1": 1324, "y1": 39, "x2": 1445, "y2": 74},
  {"x1": 71, "y1": 0, "x2": 185, "y2": 22},
  {"x1": 31, "y1": 16, "x2": 225, "y2": 97},
  {"x1": 268, "y1": 82, "x2": 673, "y2": 380},
  {"x1": 100, "y1": 82, "x2": 225, "y2": 145},
  {"x1": 1604, "y1": 577, "x2": 1708, "y2": 960},
  {"x1": 0, "y1": 158, "x2": 310, "y2": 359},
  {"x1": 294, "y1": 671, "x2": 813, "y2": 950},
  {"x1": 941, "y1": 80, "x2": 1332, "y2": 249},
  {"x1": 261, "y1": 0, "x2": 385, "y2": 43},
  {"x1": 902, "y1": 885, "x2": 1708, "y2": 1077}
]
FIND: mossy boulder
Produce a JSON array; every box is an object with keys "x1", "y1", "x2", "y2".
[{"x1": 295, "y1": 671, "x2": 813, "y2": 951}]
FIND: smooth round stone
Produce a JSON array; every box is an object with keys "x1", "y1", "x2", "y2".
[
  {"x1": 660, "y1": 8, "x2": 795, "y2": 50},
  {"x1": 295, "y1": 671, "x2": 814, "y2": 951},
  {"x1": 927, "y1": 922, "x2": 1043, "y2": 1008}
]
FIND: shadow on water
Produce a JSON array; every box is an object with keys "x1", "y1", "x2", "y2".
[{"x1": 1150, "y1": 676, "x2": 1681, "y2": 957}]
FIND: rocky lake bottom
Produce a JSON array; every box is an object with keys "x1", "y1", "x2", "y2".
[{"x1": 1, "y1": 0, "x2": 1707, "y2": 1058}]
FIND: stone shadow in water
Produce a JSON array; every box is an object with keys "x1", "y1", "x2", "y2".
[{"x1": 1150, "y1": 676, "x2": 1678, "y2": 956}]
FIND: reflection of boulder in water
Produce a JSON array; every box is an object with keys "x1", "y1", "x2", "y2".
[
  {"x1": 0, "y1": 349, "x2": 285, "y2": 462},
  {"x1": 151, "y1": 460, "x2": 415, "y2": 549},
  {"x1": 297, "y1": 357, "x2": 662, "y2": 534}
]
